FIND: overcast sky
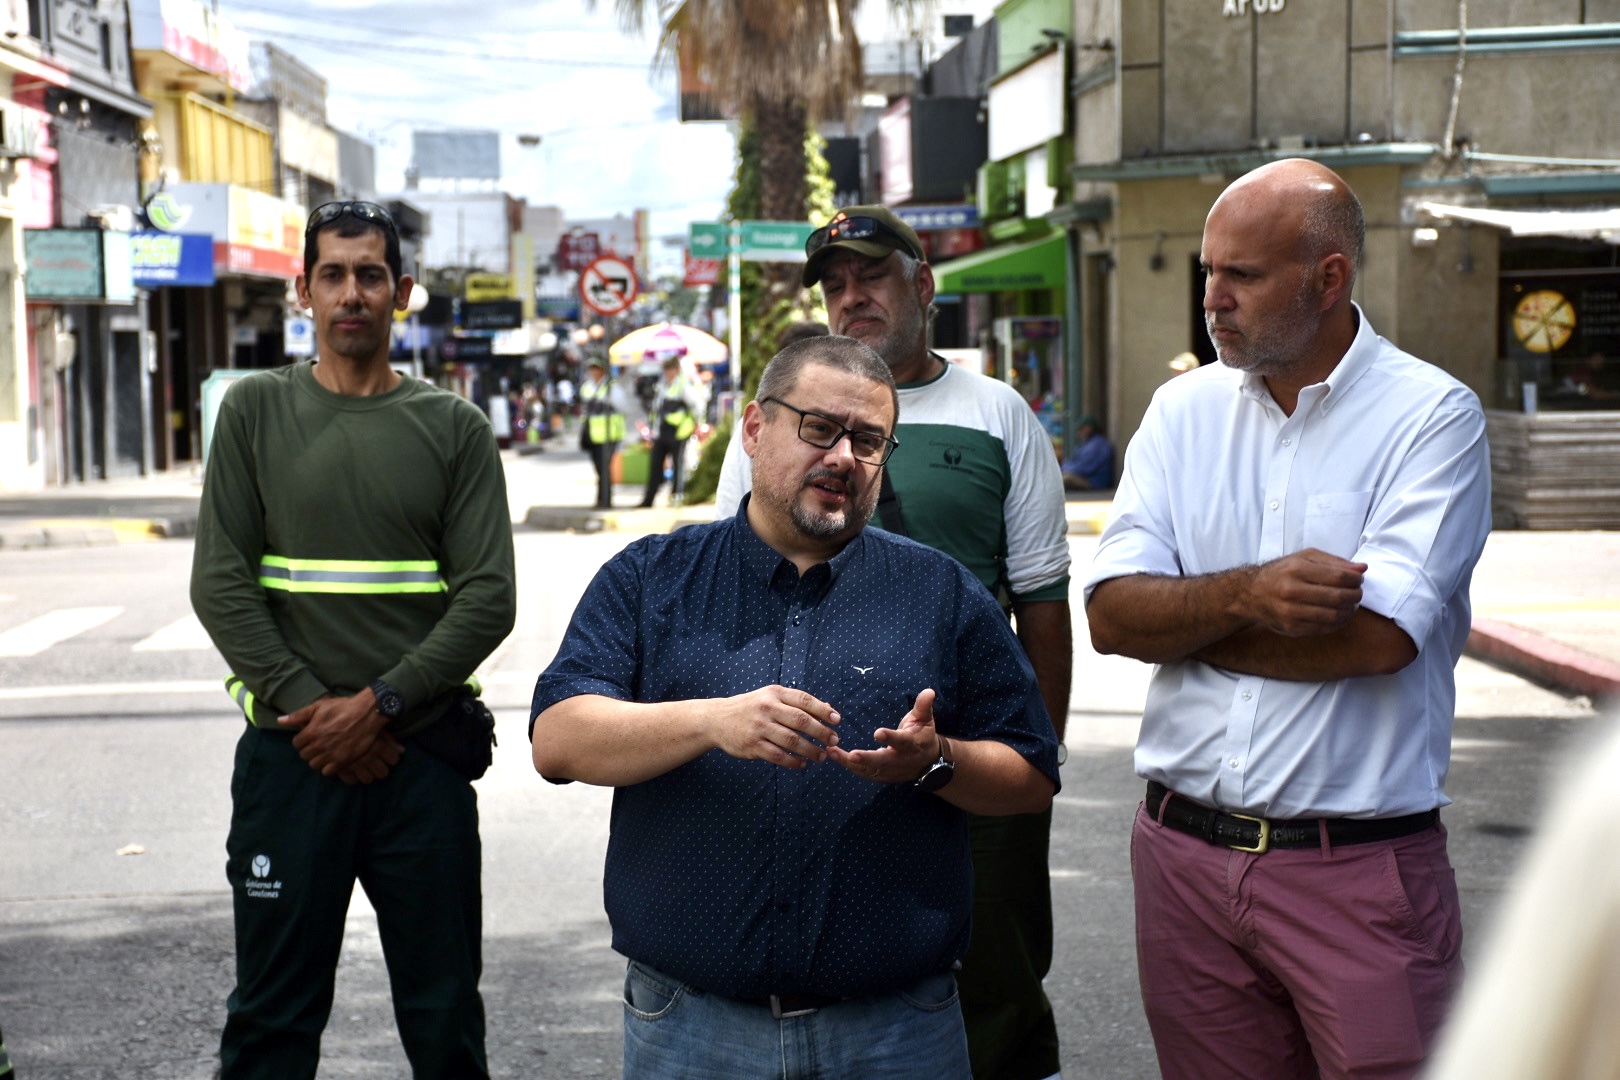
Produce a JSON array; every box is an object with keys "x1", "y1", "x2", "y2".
[{"x1": 216, "y1": 0, "x2": 998, "y2": 240}]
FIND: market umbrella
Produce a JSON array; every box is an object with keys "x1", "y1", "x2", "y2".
[{"x1": 607, "y1": 322, "x2": 729, "y2": 367}]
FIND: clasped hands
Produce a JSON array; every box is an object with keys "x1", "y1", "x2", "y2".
[
  {"x1": 711, "y1": 684, "x2": 941, "y2": 784},
  {"x1": 278, "y1": 690, "x2": 402, "y2": 785}
]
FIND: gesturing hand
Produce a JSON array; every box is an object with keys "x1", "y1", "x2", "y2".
[
  {"x1": 710, "y1": 685, "x2": 841, "y2": 769},
  {"x1": 829, "y1": 689, "x2": 940, "y2": 784},
  {"x1": 1248, "y1": 548, "x2": 1367, "y2": 637}
]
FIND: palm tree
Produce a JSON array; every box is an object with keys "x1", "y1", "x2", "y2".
[
  {"x1": 610, "y1": 1, "x2": 922, "y2": 218},
  {"x1": 605, "y1": 0, "x2": 927, "y2": 499}
]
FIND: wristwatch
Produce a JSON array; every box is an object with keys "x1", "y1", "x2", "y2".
[
  {"x1": 914, "y1": 736, "x2": 956, "y2": 793},
  {"x1": 370, "y1": 679, "x2": 405, "y2": 720}
]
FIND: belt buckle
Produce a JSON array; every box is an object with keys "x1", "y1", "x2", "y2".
[
  {"x1": 769, "y1": 994, "x2": 819, "y2": 1020},
  {"x1": 1227, "y1": 811, "x2": 1272, "y2": 854}
]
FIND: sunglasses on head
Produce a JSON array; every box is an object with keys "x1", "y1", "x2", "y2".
[
  {"x1": 306, "y1": 200, "x2": 396, "y2": 236},
  {"x1": 804, "y1": 215, "x2": 922, "y2": 261}
]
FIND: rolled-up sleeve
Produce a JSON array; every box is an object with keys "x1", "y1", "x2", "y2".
[{"x1": 1355, "y1": 401, "x2": 1491, "y2": 647}]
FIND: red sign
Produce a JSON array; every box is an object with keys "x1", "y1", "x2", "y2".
[
  {"x1": 683, "y1": 251, "x2": 721, "y2": 287},
  {"x1": 215, "y1": 242, "x2": 300, "y2": 280},
  {"x1": 579, "y1": 254, "x2": 639, "y2": 316},
  {"x1": 557, "y1": 232, "x2": 601, "y2": 271}
]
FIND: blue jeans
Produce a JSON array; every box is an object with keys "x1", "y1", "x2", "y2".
[{"x1": 621, "y1": 961, "x2": 971, "y2": 1080}]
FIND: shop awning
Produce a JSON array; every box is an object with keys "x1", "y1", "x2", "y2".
[
  {"x1": 933, "y1": 233, "x2": 1065, "y2": 293},
  {"x1": 1420, "y1": 201, "x2": 1620, "y2": 242}
]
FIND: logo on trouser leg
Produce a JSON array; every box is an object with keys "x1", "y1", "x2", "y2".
[{"x1": 244, "y1": 853, "x2": 282, "y2": 900}]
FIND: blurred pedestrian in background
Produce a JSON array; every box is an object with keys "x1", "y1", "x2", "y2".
[
  {"x1": 1058, "y1": 416, "x2": 1115, "y2": 491},
  {"x1": 639, "y1": 356, "x2": 706, "y2": 507},
  {"x1": 579, "y1": 357, "x2": 627, "y2": 510}
]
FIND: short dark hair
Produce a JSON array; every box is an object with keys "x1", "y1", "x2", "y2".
[
  {"x1": 757, "y1": 335, "x2": 898, "y2": 427},
  {"x1": 303, "y1": 210, "x2": 403, "y2": 285},
  {"x1": 1301, "y1": 186, "x2": 1365, "y2": 276}
]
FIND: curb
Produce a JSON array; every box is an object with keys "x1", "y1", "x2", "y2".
[
  {"x1": 0, "y1": 516, "x2": 194, "y2": 550},
  {"x1": 1466, "y1": 617, "x2": 1620, "y2": 701},
  {"x1": 523, "y1": 505, "x2": 713, "y2": 534}
]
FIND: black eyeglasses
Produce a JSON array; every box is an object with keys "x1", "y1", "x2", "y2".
[
  {"x1": 760, "y1": 396, "x2": 899, "y2": 466},
  {"x1": 306, "y1": 201, "x2": 396, "y2": 237},
  {"x1": 804, "y1": 215, "x2": 922, "y2": 262}
]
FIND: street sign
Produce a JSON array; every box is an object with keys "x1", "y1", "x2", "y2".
[
  {"x1": 688, "y1": 222, "x2": 728, "y2": 259},
  {"x1": 578, "y1": 254, "x2": 639, "y2": 316},
  {"x1": 739, "y1": 221, "x2": 813, "y2": 262}
]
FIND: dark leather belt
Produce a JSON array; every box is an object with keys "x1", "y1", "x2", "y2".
[
  {"x1": 752, "y1": 992, "x2": 842, "y2": 1019},
  {"x1": 1146, "y1": 781, "x2": 1438, "y2": 854}
]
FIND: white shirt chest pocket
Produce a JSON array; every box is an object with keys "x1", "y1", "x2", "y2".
[{"x1": 1302, "y1": 490, "x2": 1373, "y2": 559}]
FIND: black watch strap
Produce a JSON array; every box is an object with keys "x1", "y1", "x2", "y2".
[{"x1": 370, "y1": 679, "x2": 405, "y2": 719}]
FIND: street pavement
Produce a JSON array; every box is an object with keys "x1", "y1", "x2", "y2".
[
  {"x1": 4, "y1": 440, "x2": 1616, "y2": 703},
  {"x1": 0, "y1": 442, "x2": 1612, "y2": 1077}
]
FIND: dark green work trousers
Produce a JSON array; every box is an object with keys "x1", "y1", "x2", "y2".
[
  {"x1": 219, "y1": 724, "x2": 487, "y2": 1080},
  {"x1": 959, "y1": 808, "x2": 1060, "y2": 1080}
]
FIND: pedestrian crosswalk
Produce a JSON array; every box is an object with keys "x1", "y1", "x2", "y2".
[{"x1": 0, "y1": 606, "x2": 215, "y2": 658}]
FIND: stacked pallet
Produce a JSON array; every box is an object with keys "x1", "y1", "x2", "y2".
[{"x1": 1486, "y1": 410, "x2": 1620, "y2": 529}]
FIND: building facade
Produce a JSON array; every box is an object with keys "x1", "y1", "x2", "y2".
[{"x1": 1063, "y1": 0, "x2": 1620, "y2": 522}]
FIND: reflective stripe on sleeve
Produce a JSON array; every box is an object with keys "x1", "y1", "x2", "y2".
[
  {"x1": 225, "y1": 674, "x2": 259, "y2": 722},
  {"x1": 258, "y1": 555, "x2": 447, "y2": 594}
]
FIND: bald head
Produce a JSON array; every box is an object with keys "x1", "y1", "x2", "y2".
[
  {"x1": 1215, "y1": 158, "x2": 1364, "y2": 280},
  {"x1": 1200, "y1": 159, "x2": 1363, "y2": 390}
]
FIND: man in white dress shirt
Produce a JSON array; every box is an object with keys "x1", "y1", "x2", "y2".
[{"x1": 1085, "y1": 159, "x2": 1491, "y2": 1080}]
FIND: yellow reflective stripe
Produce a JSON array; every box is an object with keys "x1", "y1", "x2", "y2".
[
  {"x1": 464, "y1": 675, "x2": 483, "y2": 695},
  {"x1": 225, "y1": 675, "x2": 258, "y2": 722},
  {"x1": 258, "y1": 555, "x2": 447, "y2": 594}
]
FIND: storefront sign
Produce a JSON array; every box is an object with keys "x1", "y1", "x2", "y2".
[
  {"x1": 463, "y1": 300, "x2": 522, "y2": 331},
  {"x1": 130, "y1": 231, "x2": 215, "y2": 286},
  {"x1": 441, "y1": 336, "x2": 494, "y2": 362},
  {"x1": 894, "y1": 205, "x2": 980, "y2": 232},
  {"x1": 140, "y1": 0, "x2": 252, "y2": 92},
  {"x1": 684, "y1": 251, "x2": 721, "y2": 287},
  {"x1": 155, "y1": 183, "x2": 304, "y2": 279},
  {"x1": 464, "y1": 273, "x2": 514, "y2": 302},
  {"x1": 24, "y1": 228, "x2": 134, "y2": 303}
]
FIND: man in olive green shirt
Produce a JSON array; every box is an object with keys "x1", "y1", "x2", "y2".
[{"x1": 191, "y1": 201, "x2": 515, "y2": 1078}]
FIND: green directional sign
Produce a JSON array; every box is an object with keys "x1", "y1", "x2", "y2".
[
  {"x1": 688, "y1": 222, "x2": 728, "y2": 259},
  {"x1": 740, "y1": 221, "x2": 814, "y2": 262}
]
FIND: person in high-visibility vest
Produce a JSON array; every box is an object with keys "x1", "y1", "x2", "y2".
[
  {"x1": 579, "y1": 357, "x2": 627, "y2": 509},
  {"x1": 638, "y1": 356, "x2": 706, "y2": 508},
  {"x1": 191, "y1": 200, "x2": 516, "y2": 1078}
]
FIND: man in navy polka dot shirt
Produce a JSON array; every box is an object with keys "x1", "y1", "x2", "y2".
[{"x1": 532, "y1": 335, "x2": 1061, "y2": 1079}]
